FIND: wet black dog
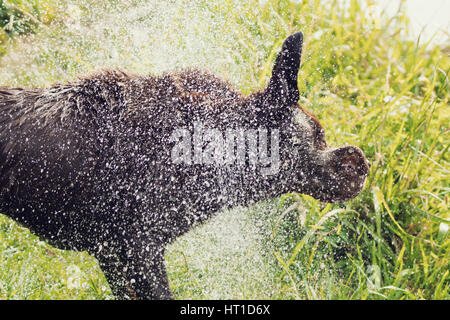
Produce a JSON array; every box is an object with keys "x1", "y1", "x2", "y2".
[{"x1": 0, "y1": 32, "x2": 369, "y2": 299}]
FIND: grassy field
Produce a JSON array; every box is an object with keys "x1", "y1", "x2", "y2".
[{"x1": 0, "y1": 0, "x2": 448, "y2": 300}]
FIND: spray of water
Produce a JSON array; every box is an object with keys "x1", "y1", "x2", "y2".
[
  {"x1": 0, "y1": 0, "x2": 250, "y2": 87},
  {"x1": 0, "y1": 0, "x2": 373, "y2": 299},
  {"x1": 0, "y1": 0, "x2": 293, "y2": 299}
]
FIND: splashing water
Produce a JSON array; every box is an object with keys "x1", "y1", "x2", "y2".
[
  {"x1": 0, "y1": 0, "x2": 251, "y2": 88},
  {"x1": 166, "y1": 205, "x2": 276, "y2": 299},
  {"x1": 0, "y1": 0, "x2": 300, "y2": 299},
  {"x1": 4, "y1": 0, "x2": 447, "y2": 302}
]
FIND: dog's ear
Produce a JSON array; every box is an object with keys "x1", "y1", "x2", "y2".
[{"x1": 265, "y1": 31, "x2": 303, "y2": 106}]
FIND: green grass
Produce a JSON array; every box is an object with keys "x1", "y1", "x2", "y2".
[
  {"x1": 0, "y1": 0, "x2": 449, "y2": 300},
  {"x1": 0, "y1": 0, "x2": 60, "y2": 55}
]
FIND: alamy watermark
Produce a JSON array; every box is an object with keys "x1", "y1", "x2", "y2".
[{"x1": 170, "y1": 122, "x2": 280, "y2": 176}]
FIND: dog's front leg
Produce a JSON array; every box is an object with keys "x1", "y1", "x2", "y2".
[{"x1": 96, "y1": 240, "x2": 173, "y2": 300}]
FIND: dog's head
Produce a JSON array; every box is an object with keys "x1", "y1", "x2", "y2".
[{"x1": 260, "y1": 32, "x2": 370, "y2": 202}]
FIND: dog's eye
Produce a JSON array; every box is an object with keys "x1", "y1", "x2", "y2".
[{"x1": 314, "y1": 127, "x2": 327, "y2": 150}]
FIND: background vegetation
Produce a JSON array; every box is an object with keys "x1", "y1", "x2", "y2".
[{"x1": 0, "y1": 0, "x2": 448, "y2": 299}]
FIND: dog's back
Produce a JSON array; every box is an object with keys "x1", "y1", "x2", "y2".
[{"x1": 0, "y1": 76, "x2": 119, "y2": 250}]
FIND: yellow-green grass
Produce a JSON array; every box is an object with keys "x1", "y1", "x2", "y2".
[{"x1": 0, "y1": 0, "x2": 448, "y2": 299}]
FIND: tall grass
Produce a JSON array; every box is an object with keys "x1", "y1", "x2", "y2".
[
  {"x1": 0, "y1": 0, "x2": 60, "y2": 55},
  {"x1": 205, "y1": 0, "x2": 449, "y2": 300},
  {"x1": 0, "y1": 0, "x2": 448, "y2": 299}
]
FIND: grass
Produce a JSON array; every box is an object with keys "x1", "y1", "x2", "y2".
[
  {"x1": 0, "y1": 0, "x2": 448, "y2": 300},
  {"x1": 0, "y1": 0, "x2": 60, "y2": 55}
]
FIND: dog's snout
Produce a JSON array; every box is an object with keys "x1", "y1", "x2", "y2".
[{"x1": 333, "y1": 146, "x2": 369, "y2": 176}]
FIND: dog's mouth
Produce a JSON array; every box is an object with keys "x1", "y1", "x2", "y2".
[{"x1": 305, "y1": 177, "x2": 367, "y2": 203}]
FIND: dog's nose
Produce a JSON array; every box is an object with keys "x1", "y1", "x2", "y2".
[{"x1": 333, "y1": 146, "x2": 370, "y2": 176}]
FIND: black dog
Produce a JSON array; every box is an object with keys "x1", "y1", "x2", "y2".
[{"x1": 0, "y1": 32, "x2": 369, "y2": 299}]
